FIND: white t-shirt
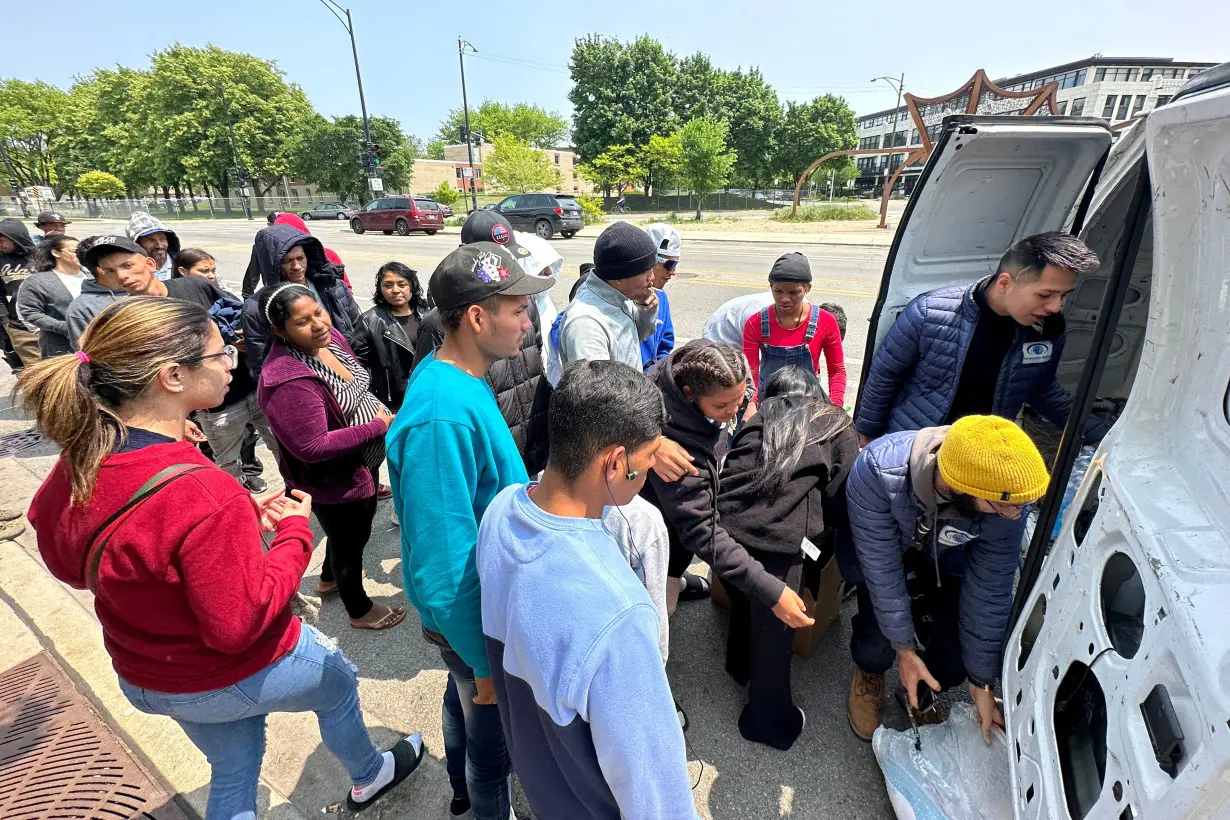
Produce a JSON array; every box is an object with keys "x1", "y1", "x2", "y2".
[
  {"x1": 702, "y1": 292, "x2": 775, "y2": 347},
  {"x1": 56, "y1": 270, "x2": 88, "y2": 299}
]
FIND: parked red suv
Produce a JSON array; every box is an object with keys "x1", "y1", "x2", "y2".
[{"x1": 350, "y1": 196, "x2": 444, "y2": 236}]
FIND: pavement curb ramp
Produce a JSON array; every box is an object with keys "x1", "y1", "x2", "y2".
[{"x1": 0, "y1": 465, "x2": 309, "y2": 820}]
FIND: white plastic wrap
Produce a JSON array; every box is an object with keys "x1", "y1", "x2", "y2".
[{"x1": 871, "y1": 703, "x2": 1013, "y2": 820}]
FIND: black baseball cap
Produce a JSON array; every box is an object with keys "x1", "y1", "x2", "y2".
[
  {"x1": 428, "y1": 242, "x2": 553, "y2": 311},
  {"x1": 460, "y1": 210, "x2": 531, "y2": 260},
  {"x1": 79, "y1": 235, "x2": 148, "y2": 274},
  {"x1": 36, "y1": 211, "x2": 71, "y2": 226}
]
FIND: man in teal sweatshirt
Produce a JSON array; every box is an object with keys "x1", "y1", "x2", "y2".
[{"x1": 386, "y1": 242, "x2": 552, "y2": 820}]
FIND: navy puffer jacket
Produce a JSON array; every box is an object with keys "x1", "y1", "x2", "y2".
[
  {"x1": 844, "y1": 428, "x2": 1027, "y2": 685},
  {"x1": 854, "y1": 279, "x2": 1100, "y2": 441}
]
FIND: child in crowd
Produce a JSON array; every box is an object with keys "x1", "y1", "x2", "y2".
[
  {"x1": 717, "y1": 366, "x2": 860, "y2": 750},
  {"x1": 477, "y1": 359, "x2": 698, "y2": 819}
]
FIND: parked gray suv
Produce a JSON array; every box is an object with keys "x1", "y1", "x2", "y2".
[{"x1": 486, "y1": 193, "x2": 583, "y2": 239}]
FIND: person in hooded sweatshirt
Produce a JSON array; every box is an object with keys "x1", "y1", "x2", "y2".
[
  {"x1": 125, "y1": 211, "x2": 181, "y2": 282},
  {"x1": 241, "y1": 224, "x2": 363, "y2": 381},
  {"x1": 65, "y1": 235, "x2": 133, "y2": 349},
  {"x1": 242, "y1": 212, "x2": 350, "y2": 299},
  {"x1": 0, "y1": 217, "x2": 41, "y2": 366},
  {"x1": 716, "y1": 366, "x2": 860, "y2": 750}
]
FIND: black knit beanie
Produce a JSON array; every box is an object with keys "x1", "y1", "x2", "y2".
[
  {"x1": 594, "y1": 221, "x2": 657, "y2": 281},
  {"x1": 768, "y1": 252, "x2": 812, "y2": 283}
]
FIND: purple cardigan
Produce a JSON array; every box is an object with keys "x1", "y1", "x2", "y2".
[{"x1": 257, "y1": 329, "x2": 386, "y2": 504}]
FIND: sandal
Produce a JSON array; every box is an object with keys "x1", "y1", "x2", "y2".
[
  {"x1": 0, "y1": 509, "x2": 23, "y2": 522},
  {"x1": 316, "y1": 570, "x2": 366, "y2": 597},
  {"x1": 350, "y1": 604, "x2": 406, "y2": 631},
  {"x1": 346, "y1": 734, "x2": 425, "y2": 813},
  {"x1": 679, "y1": 573, "x2": 711, "y2": 601}
]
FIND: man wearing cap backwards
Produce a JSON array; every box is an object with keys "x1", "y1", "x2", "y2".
[
  {"x1": 640, "y1": 223, "x2": 680, "y2": 370},
  {"x1": 35, "y1": 211, "x2": 72, "y2": 241},
  {"x1": 843, "y1": 415, "x2": 1049, "y2": 744},
  {"x1": 386, "y1": 242, "x2": 553, "y2": 820}
]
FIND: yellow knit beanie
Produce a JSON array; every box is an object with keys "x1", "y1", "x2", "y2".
[{"x1": 936, "y1": 416, "x2": 1050, "y2": 504}]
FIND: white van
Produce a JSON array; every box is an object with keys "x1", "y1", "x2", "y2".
[{"x1": 855, "y1": 63, "x2": 1230, "y2": 819}]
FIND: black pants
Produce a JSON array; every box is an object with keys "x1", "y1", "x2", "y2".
[
  {"x1": 313, "y1": 492, "x2": 377, "y2": 620},
  {"x1": 850, "y1": 561, "x2": 968, "y2": 693},
  {"x1": 240, "y1": 424, "x2": 263, "y2": 477},
  {"x1": 725, "y1": 550, "x2": 806, "y2": 751}
]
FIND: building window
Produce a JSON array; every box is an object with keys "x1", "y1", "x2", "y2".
[
  {"x1": 858, "y1": 136, "x2": 880, "y2": 150},
  {"x1": 1116, "y1": 96, "x2": 1132, "y2": 120},
  {"x1": 554, "y1": 154, "x2": 560, "y2": 164},
  {"x1": 1156, "y1": 95, "x2": 1172, "y2": 108},
  {"x1": 1095, "y1": 67, "x2": 1142, "y2": 83},
  {"x1": 290, "y1": 188, "x2": 299, "y2": 201},
  {"x1": 1070, "y1": 97, "x2": 1085, "y2": 116},
  {"x1": 1101, "y1": 95, "x2": 1118, "y2": 118},
  {"x1": 910, "y1": 129, "x2": 921, "y2": 145},
  {"x1": 1131, "y1": 95, "x2": 1146, "y2": 116},
  {"x1": 1188, "y1": 68, "x2": 1204, "y2": 78},
  {"x1": 1056, "y1": 100, "x2": 1068, "y2": 115},
  {"x1": 455, "y1": 167, "x2": 462, "y2": 178}
]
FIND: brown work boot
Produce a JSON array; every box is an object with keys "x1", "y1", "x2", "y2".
[{"x1": 848, "y1": 667, "x2": 885, "y2": 741}]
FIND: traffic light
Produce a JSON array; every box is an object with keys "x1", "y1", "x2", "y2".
[
  {"x1": 371, "y1": 143, "x2": 382, "y2": 165},
  {"x1": 459, "y1": 126, "x2": 468, "y2": 143}
]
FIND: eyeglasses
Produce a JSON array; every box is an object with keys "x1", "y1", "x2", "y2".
[
  {"x1": 657, "y1": 257, "x2": 679, "y2": 272},
  {"x1": 183, "y1": 344, "x2": 239, "y2": 370}
]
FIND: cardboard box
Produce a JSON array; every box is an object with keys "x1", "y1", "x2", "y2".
[{"x1": 709, "y1": 557, "x2": 843, "y2": 659}]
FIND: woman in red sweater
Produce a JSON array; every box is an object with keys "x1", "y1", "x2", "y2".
[
  {"x1": 21, "y1": 293, "x2": 421, "y2": 818},
  {"x1": 742, "y1": 252, "x2": 846, "y2": 406}
]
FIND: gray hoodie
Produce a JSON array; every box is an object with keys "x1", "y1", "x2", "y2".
[
  {"x1": 125, "y1": 212, "x2": 180, "y2": 281},
  {"x1": 65, "y1": 279, "x2": 127, "y2": 349},
  {"x1": 558, "y1": 275, "x2": 657, "y2": 370}
]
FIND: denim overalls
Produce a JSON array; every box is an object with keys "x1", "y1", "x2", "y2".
[{"x1": 757, "y1": 304, "x2": 821, "y2": 386}]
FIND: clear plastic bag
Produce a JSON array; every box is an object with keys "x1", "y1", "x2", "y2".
[{"x1": 871, "y1": 703, "x2": 1013, "y2": 820}]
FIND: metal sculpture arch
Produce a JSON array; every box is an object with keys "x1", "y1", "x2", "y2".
[{"x1": 791, "y1": 69, "x2": 1060, "y2": 227}]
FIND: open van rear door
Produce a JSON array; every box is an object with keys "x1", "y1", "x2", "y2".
[{"x1": 855, "y1": 115, "x2": 1112, "y2": 408}]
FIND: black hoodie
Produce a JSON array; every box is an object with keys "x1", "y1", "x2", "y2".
[
  {"x1": 639, "y1": 345, "x2": 787, "y2": 608},
  {"x1": 240, "y1": 224, "x2": 362, "y2": 379},
  {"x1": 717, "y1": 408, "x2": 859, "y2": 558},
  {"x1": 0, "y1": 219, "x2": 36, "y2": 325}
]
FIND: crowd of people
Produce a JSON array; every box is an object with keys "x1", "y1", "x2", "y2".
[{"x1": 0, "y1": 203, "x2": 1104, "y2": 819}]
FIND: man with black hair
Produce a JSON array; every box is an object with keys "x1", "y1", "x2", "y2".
[
  {"x1": 477, "y1": 359, "x2": 697, "y2": 819},
  {"x1": 856, "y1": 231, "x2": 1105, "y2": 446},
  {"x1": 387, "y1": 242, "x2": 553, "y2": 820}
]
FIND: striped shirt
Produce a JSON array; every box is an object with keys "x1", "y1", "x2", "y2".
[{"x1": 293, "y1": 343, "x2": 387, "y2": 471}]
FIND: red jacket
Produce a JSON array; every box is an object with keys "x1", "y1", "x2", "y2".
[{"x1": 27, "y1": 440, "x2": 314, "y2": 693}]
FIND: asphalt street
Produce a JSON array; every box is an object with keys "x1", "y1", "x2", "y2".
[{"x1": 42, "y1": 217, "x2": 911, "y2": 819}]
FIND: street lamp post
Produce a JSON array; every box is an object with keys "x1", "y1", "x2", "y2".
[
  {"x1": 319, "y1": 0, "x2": 377, "y2": 191},
  {"x1": 217, "y1": 81, "x2": 253, "y2": 220},
  {"x1": 458, "y1": 38, "x2": 479, "y2": 213},
  {"x1": 871, "y1": 74, "x2": 905, "y2": 222}
]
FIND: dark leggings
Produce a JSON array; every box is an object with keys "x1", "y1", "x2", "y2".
[
  {"x1": 725, "y1": 550, "x2": 806, "y2": 751},
  {"x1": 313, "y1": 493, "x2": 378, "y2": 620}
]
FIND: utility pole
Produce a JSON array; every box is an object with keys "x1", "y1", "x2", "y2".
[
  {"x1": 320, "y1": 0, "x2": 376, "y2": 193},
  {"x1": 871, "y1": 73, "x2": 905, "y2": 228},
  {"x1": 459, "y1": 37, "x2": 479, "y2": 213},
  {"x1": 218, "y1": 81, "x2": 253, "y2": 221}
]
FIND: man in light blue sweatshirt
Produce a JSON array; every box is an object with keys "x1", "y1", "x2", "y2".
[
  {"x1": 477, "y1": 359, "x2": 699, "y2": 819},
  {"x1": 387, "y1": 242, "x2": 553, "y2": 820}
]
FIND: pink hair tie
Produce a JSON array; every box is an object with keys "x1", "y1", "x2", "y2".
[{"x1": 75, "y1": 351, "x2": 90, "y2": 365}]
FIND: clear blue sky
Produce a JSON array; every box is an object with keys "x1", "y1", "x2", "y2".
[{"x1": 2, "y1": 0, "x2": 1225, "y2": 142}]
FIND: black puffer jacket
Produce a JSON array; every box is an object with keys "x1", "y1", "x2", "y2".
[
  {"x1": 357, "y1": 303, "x2": 419, "y2": 410},
  {"x1": 412, "y1": 304, "x2": 551, "y2": 476},
  {"x1": 639, "y1": 341, "x2": 787, "y2": 608},
  {"x1": 717, "y1": 408, "x2": 859, "y2": 557},
  {"x1": 241, "y1": 225, "x2": 363, "y2": 379}
]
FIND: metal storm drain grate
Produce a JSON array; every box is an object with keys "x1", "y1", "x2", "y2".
[{"x1": 0, "y1": 652, "x2": 190, "y2": 819}]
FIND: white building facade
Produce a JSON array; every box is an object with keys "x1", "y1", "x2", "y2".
[{"x1": 853, "y1": 57, "x2": 1218, "y2": 194}]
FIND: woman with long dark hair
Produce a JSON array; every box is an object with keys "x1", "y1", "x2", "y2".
[
  {"x1": 22, "y1": 297, "x2": 423, "y2": 818},
  {"x1": 17, "y1": 234, "x2": 83, "y2": 356},
  {"x1": 257, "y1": 284, "x2": 405, "y2": 631},
  {"x1": 357, "y1": 261, "x2": 426, "y2": 410},
  {"x1": 717, "y1": 366, "x2": 859, "y2": 750}
]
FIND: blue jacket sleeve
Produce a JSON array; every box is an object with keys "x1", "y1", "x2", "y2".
[
  {"x1": 656, "y1": 291, "x2": 675, "y2": 362},
  {"x1": 855, "y1": 295, "x2": 926, "y2": 439},
  {"x1": 959, "y1": 515, "x2": 1026, "y2": 685},
  {"x1": 575, "y1": 605, "x2": 699, "y2": 819},
  {"x1": 398, "y1": 419, "x2": 491, "y2": 678},
  {"x1": 845, "y1": 449, "x2": 915, "y2": 647}
]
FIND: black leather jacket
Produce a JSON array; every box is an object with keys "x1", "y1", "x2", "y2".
[{"x1": 357, "y1": 303, "x2": 419, "y2": 410}]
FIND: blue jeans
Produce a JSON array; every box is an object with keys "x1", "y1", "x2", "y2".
[
  {"x1": 439, "y1": 644, "x2": 512, "y2": 820},
  {"x1": 119, "y1": 625, "x2": 383, "y2": 820}
]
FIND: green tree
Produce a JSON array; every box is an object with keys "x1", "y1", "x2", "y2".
[
  {"x1": 288, "y1": 114, "x2": 417, "y2": 203},
  {"x1": 721, "y1": 69, "x2": 783, "y2": 191},
  {"x1": 568, "y1": 35, "x2": 679, "y2": 162},
  {"x1": 676, "y1": 118, "x2": 737, "y2": 220},
  {"x1": 437, "y1": 101, "x2": 568, "y2": 149},
  {"x1": 774, "y1": 95, "x2": 858, "y2": 189},
  {"x1": 76, "y1": 170, "x2": 125, "y2": 199},
  {"x1": 482, "y1": 133, "x2": 560, "y2": 193},
  {"x1": 0, "y1": 79, "x2": 70, "y2": 189},
  {"x1": 638, "y1": 133, "x2": 681, "y2": 196},
  {"x1": 425, "y1": 138, "x2": 446, "y2": 160},
  {"x1": 432, "y1": 180, "x2": 460, "y2": 206},
  {"x1": 578, "y1": 144, "x2": 643, "y2": 200}
]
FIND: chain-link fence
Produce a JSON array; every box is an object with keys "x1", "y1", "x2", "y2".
[
  {"x1": 0, "y1": 194, "x2": 358, "y2": 222},
  {"x1": 593, "y1": 187, "x2": 868, "y2": 214}
]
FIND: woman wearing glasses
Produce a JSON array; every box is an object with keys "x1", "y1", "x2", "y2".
[
  {"x1": 22, "y1": 297, "x2": 424, "y2": 819},
  {"x1": 640, "y1": 223, "x2": 680, "y2": 370},
  {"x1": 257, "y1": 284, "x2": 405, "y2": 632}
]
